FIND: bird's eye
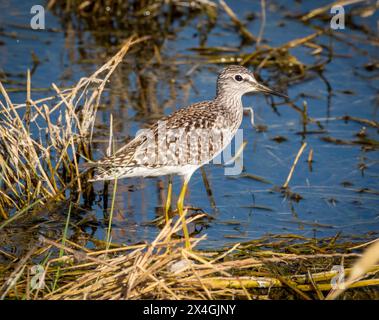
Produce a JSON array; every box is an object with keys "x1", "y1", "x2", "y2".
[{"x1": 235, "y1": 75, "x2": 243, "y2": 82}]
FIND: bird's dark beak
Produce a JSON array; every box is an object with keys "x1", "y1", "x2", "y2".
[{"x1": 255, "y1": 83, "x2": 288, "y2": 99}]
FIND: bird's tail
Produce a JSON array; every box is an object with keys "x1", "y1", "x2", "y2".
[
  {"x1": 78, "y1": 161, "x2": 97, "y2": 173},
  {"x1": 79, "y1": 161, "x2": 114, "y2": 182}
]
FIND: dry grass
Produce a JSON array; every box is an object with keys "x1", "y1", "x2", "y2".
[
  {"x1": 0, "y1": 36, "x2": 146, "y2": 225},
  {"x1": 0, "y1": 214, "x2": 378, "y2": 300},
  {"x1": 327, "y1": 239, "x2": 379, "y2": 299}
]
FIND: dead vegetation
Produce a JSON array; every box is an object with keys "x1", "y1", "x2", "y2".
[
  {"x1": 0, "y1": 36, "x2": 148, "y2": 223},
  {"x1": 0, "y1": 215, "x2": 378, "y2": 300}
]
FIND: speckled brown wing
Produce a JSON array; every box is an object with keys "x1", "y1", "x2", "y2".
[{"x1": 90, "y1": 100, "x2": 234, "y2": 180}]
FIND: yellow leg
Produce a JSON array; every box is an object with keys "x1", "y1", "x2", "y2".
[
  {"x1": 165, "y1": 176, "x2": 172, "y2": 224},
  {"x1": 177, "y1": 177, "x2": 191, "y2": 249}
]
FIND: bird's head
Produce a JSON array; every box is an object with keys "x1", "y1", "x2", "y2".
[{"x1": 216, "y1": 65, "x2": 288, "y2": 99}]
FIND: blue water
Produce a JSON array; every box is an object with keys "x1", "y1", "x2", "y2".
[{"x1": 0, "y1": 0, "x2": 378, "y2": 249}]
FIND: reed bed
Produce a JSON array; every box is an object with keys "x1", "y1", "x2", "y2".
[
  {"x1": 0, "y1": 36, "x2": 146, "y2": 223},
  {"x1": 0, "y1": 214, "x2": 378, "y2": 300}
]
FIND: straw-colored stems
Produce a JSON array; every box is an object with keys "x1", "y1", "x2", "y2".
[
  {"x1": 282, "y1": 142, "x2": 307, "y2": 189},
  {"x1": 219, "y1": 0, "x2": 256, "y2": 43},
  {"x1": 106, "y1": 178, "x2": 118, "y2": 251},
  {"x1": 53, "y1": 202, "x2": 72, "y2": 291},
  {"x1": 326, "y1": 239, "x2": 379, "y2": 299}
]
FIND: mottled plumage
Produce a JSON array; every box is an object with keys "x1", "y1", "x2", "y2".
[{"x1": 89, "y1": 65, "x2": 287, "y2": 181}]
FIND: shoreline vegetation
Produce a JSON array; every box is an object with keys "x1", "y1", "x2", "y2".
[
  {"x1": 0, "y1": 0, "x2": 378, "y2": 299},
  {"x1": 1, "y1": 213, "x2": 379, "y2": 300}
]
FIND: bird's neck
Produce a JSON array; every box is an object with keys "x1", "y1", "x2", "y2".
[
  {"x1": 214, "y1": 91, "x2": 244, "y2": 131},
  {"x1": 215, "y1": 90, "x2": 243, "y2": 112}
]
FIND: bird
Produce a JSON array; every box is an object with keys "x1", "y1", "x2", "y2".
[{"x1": 87, "y1": 65, "x2": 288, "y2": 249}]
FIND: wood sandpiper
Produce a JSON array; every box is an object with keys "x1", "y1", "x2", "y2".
[{"x1": 88, "y1": 65, "x2": 288, "y2": 248}]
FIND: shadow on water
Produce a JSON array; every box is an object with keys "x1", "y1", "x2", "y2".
[{"x1": 0, "y1": 0, "x2": 378, "y2": 260}]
